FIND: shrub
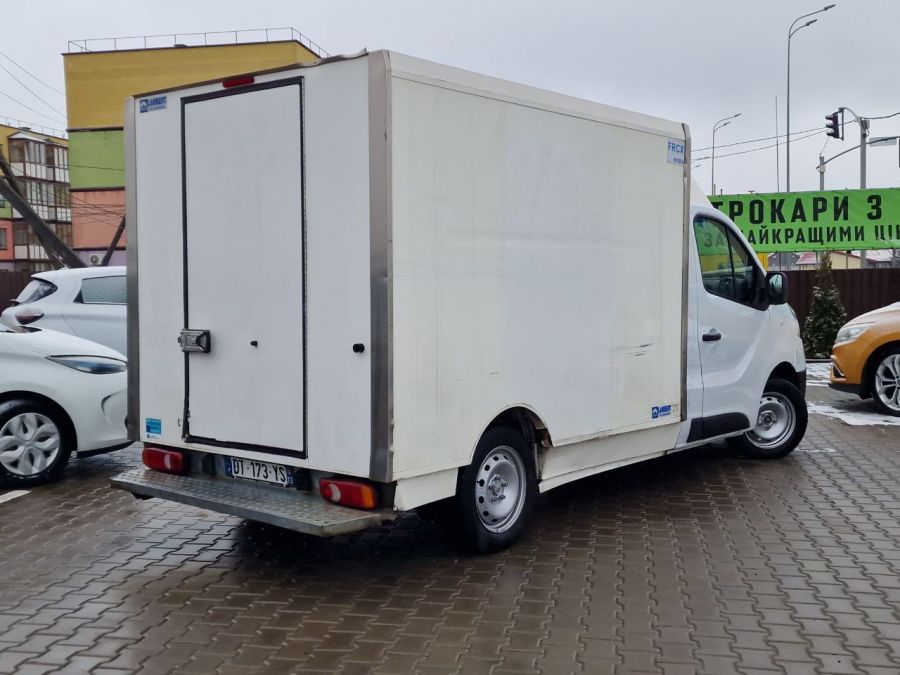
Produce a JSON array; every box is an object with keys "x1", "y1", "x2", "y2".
[{"x1": 802, "y1": 251, "x2": 846, "y2": 358}]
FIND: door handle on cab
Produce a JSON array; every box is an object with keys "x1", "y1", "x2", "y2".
[{"x1": 702, "y1": 329, "x2": 722, "y2": 342}]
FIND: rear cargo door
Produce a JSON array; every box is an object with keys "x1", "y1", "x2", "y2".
[{"x1": 182, "y1": 80, "x2": 306, "y2": 456}]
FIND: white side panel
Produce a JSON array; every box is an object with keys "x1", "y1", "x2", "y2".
[
  {"x1": 393, "y1": 468, "x2": 458, "y2": 510},
  {"x1": 539, "y1": 424, "x2": 680, "y2": 491},
  {"x1": 303, "y1": 59, "x2": 372, "y2": 475},
  {"x1": 390, "y1": 73, "x2": 685, "y2": 478}
]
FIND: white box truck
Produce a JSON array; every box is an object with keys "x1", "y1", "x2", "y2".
[{"x1": 112, "y1": 50, "x2": 807, "y2": 552}]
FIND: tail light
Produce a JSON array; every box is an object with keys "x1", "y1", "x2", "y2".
[
  {"x1": 15, "y1": 309, "x2": 43, "y2": 325},
  {"x1": 143, "y1": 447, "x2": 186, "y2": 474},
  {"x1": 319, "y1": 478, "x2": 378, "y2": 509}
]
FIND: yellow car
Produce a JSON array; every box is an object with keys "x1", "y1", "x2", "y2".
[{"x1": 830, "y1": 302, "x2": 900, "y2": 416}]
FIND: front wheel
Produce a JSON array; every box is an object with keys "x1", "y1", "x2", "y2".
[
  {"x1": 870, "y1": 347, "x2": 900, "y2": 417},
  {"x1": 727, "y1": 378, "x2": 807, "y2": 459},
  {"x1": 458, "y1": 426, "x2": 537, "y2": 554},
  {"x1": 0, "y1": 399, "x2": 73, "y2": 488}
]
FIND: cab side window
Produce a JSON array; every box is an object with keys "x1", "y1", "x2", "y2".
[{"x1": 693, "y1": 217, "x2": 759, "y2": 305}]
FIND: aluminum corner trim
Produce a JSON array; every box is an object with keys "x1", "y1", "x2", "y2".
[
  {"x1": 124, "y1": 97, "x2": 140, "y2": 442},
  {"x1": 680, "y1": 122, "x2": 691, "y2": 423},
  {"x1": 368, "y1": 51, "x2": 394, "y2": 482}
]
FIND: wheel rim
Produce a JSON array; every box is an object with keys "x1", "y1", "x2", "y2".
[
  {"x1": 746, "y1": 392, "x2": 796, "y2": 449},
  {"x1": 475, "y1": 445, "x2": 527, "y2": 534},
  {"x1": 0, "y1": 413, "x2": 61, "y2": 477},
  {"x1": 875, "y1": 353, "x2": 900, "y2": 412}
]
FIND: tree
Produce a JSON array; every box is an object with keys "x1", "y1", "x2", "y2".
[{"x1": 802, "y1": 251, "x2": 846, "y2": 358}]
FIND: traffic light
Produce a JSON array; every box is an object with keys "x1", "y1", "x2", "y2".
[{"x1": 825, "y1": 110, "x2": 843, "y2": 140}]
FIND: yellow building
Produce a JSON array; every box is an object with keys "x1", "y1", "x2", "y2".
[
  {"x1": 63, "y1": 29, "x2": 325, "y2": 261},
  {"x1": 0, "y1": 119, "x2": 71, "y2": 271}
]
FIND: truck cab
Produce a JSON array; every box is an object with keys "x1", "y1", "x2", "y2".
[{"x1": 681, "y1": 202, "x2": 806, "y2": 454}]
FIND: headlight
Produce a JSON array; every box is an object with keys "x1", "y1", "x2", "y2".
[
  {"x1": 834, "y1": 322, "x2": 874, "y2": 345},
  {"x1": 47, "y1": 355, "x2": 127, "y2": 374}
]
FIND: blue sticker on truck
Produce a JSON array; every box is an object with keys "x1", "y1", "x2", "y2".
[
  {"x1": 651, "y1": 404, "x2": 673, "y2": 419},
  {"x1": 139, "y1": 95, "x2": 167, "y2": 113},
  {"x1": 666, "y1": 138, "x2": 685, "y2": 165},
  {"x1": 145, "y1": 417, "x2": 162, "y2": 438}
]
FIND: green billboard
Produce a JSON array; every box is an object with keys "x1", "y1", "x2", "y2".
[{"x1": 710, "y1": 188, "x2": 900, "y2": 252}]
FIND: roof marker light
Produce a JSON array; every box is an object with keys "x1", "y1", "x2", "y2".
[{"x1": 223, "y1": 75, "x2": 255, "y2": 88}]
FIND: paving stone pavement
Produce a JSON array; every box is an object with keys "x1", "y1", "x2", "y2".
[{"x1": 1, "y1": 385, "x2": 899, "y2": 674}]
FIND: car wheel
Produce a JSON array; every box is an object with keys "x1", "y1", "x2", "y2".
[
  {"x1": 0, "y1": 399, "x2": 73, "y2": 488},
  {"x1": 870, "y1": 347, "x2": 900, "y2": 417},
  {"x1": 727, "y1": 378, "x2": 808, "y2": 459},
  {"x1": 458, "y1": 426, "x2": 537, "y2": 554}
]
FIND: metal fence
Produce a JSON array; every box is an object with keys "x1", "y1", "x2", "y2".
[
  {"x1": 784, "y1": 268, "x2": 900, "y2": 329},
  {"x1": 0, "y1": 270, "x2": 31, "y2": 313}
]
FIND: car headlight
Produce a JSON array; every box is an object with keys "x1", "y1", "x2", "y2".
[
  {"x1": 47, "y1": 355, "x2": 127, "y2": 374},
  {"x1": 834, "y1": 322, "x2": 874, "y2": 345}
]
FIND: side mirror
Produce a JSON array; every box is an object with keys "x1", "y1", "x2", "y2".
[{"x1": 766, "y1": 271, "x2": 788, "y2": 305}]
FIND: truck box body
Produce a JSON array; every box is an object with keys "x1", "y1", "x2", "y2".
[{"x1": 122, "y1": 50, "x2": 690, "y2": 516}]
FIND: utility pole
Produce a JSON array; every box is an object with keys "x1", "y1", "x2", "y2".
[
  {"x1": 787, "y1": 5, "x2": 836, "y2": 191},
  {"x1": 818, "y1": 154, "x2": 825, "y2": 190},
  {"x1": 859, "y1": 117, "x2": 869, "y2": 189},
  {"x1": 859, "y1": 116, "x2": 869, "y2": 268},
  {"x1": 775, "y1": 96, "x2": 781, "y2": 191}
]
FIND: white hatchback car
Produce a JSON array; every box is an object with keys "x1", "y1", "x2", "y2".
[
  {"x1": 0, "y1": 322, "x2": 129, "y2": 487},
  {"x1": 1, "y1": 267, "x2": 127, "y2": 355}
]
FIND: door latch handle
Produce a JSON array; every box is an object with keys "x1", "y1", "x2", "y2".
[
  {"x1": 179, "y1": 329, "x2": 211, "y2": 353},
  {"x1": 702, "y1": 329, "x2": 722, "y2": 342}
]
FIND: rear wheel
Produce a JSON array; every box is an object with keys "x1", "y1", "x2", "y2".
[
  {"x1": 0, "y1": 399, "x2": 72, "y2": 488},
  {"x1": 870, "y1": 347, "x2": 900, "y2": 417},
  {"x1": 458, "y1": 426, "x2": 537, "y2": 553},
  {"x1": 727, "y1": 378, "x2": 807, "y2": 459}
]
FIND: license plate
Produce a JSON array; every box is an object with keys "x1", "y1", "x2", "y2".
[{"x1": 226, "y1": 457, "x2": 294, "y2": 487}]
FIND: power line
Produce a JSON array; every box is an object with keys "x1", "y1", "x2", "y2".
[
  {"x1": 65, "y1": 163, "x2": 123, "y2": 172},
  {"x1": 0, "y1": 50, "x2": 64, "y2": 96},
  {"x1": 697, "y1": 111, "x2": 900, "y2": 154},
  {"x1": 695, "y1": 126, "x2": 823, "y2": 152},
  {"x1": 695, "y1": 129, "x2": 824, "y2": 163},
  {"x1": 0, "y1": 62, "x2": 66, "y2": 118},
  {"x1": 0, "y1": 90, "x2": 66, "y2": 126},
  {"x1": 67, "y1": 192, "x2": 124, "y2": 218}
]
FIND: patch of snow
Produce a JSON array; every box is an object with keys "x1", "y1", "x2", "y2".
[{"x1": 807, "y1": 402, "x2": 900, "y2": 427}]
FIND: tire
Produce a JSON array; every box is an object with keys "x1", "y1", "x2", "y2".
[
  {"x1": 0, "y1": 399, "x2": 73, "y2": 488},
  {"x1": 458, "y1": 426, "x2": 537, "y2": 554},
  {"x1": 869, "y1": 347, "x2": 900, "y2": 417},
  {"x1": 727, "y1": 378, "x2": 807, "y2": 459}
]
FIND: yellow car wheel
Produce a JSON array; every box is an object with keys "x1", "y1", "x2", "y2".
[{"x1": 871, "y1": 347, "x2": 900, "y2": 417}]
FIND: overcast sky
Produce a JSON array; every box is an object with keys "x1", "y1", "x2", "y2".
[{"x1": 3, "y1": 0, "x2": 899, "y2": 196}]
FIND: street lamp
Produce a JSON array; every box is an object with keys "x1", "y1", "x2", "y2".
[
  {"x1": 711, "y1": 113, "x2": 740, "y2": 194},
  {"x1": 786, "y1": 4, "x2": 835, "y2": 192}
]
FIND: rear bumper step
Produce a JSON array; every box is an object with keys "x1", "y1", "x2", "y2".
[{"x1": 111, "y1": 468, "x2": 395, "y2": 536}]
